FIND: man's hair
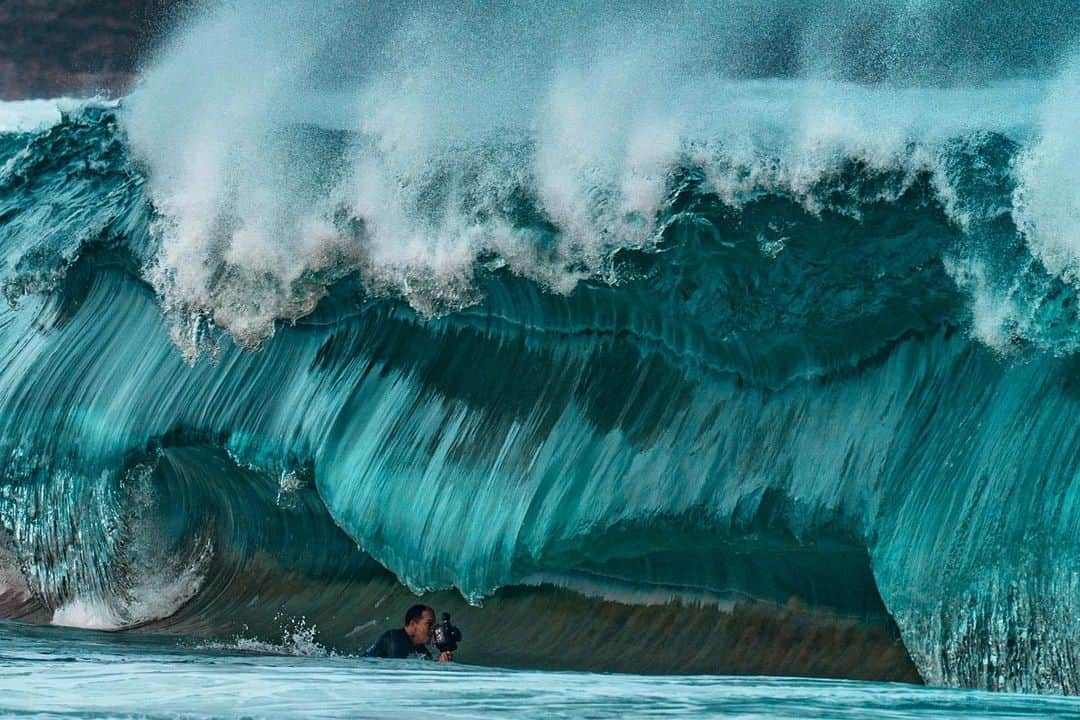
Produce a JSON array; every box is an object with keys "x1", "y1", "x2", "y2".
[{"x1": 404, "y1": 604, "x2": 433, "y2": 626}]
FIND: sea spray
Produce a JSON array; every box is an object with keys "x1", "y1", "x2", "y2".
[{"x1": 0, "y1": 0, "x2": 1079, "y2": 693}]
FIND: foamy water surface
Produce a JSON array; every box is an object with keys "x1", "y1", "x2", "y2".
[{"x1": 1, "y1": 622, "x2": 1078, "y2": 719}]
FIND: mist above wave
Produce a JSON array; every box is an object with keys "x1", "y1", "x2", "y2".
[
  {"x1": 120, "y1": 0, "x2": 1080, "y2": 357},
  {"x1": 0, "y1": 99, "x2": 66, "y2": 134}
]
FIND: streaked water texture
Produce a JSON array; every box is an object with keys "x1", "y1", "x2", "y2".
[{"x1": 1, "y1": 0, "x2": 1079, "y2": 700}]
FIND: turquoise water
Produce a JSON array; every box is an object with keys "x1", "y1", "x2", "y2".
[
  {"x1": 2, "y1": 622, "x2": 1078, "y2": 719},
  {"x1": 3, "y1": 0, "x2": 1080, "y2": 706}
]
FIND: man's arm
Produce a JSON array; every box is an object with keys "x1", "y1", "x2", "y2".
[{"x1": 363, "y1": 631, "x2": 390, "y2": 658}]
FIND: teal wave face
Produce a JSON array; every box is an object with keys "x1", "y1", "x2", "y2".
[{"x1": 0, "y1": 99, "x2": 1078, "y2": 692}]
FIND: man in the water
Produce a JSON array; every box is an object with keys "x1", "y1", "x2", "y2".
[{"x1": 363, "y1": 604, "x2": 453, "y2": 662}]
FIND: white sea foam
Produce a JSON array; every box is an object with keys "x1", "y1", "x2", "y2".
[
  {"x1": 0, "y1": 99, "x2": 65, "y2": 134},
  {"x1": 929, "y1": 50, "x2": 1080, "y2": 355},
  {"x1": 121, "y1": 1, "x2": 1070, "y2": 356},
  {"x1": 49, "y1": 468, "x2": 213, "y2": 631},
  {"x1": 14, "y1": 622, "x2": 1073, "y2": 720},
  {"x1": 1014, "y1": 52, "x2": 1080, "y2": 284},
  {"x1": 196, "y1": 617, "x2": 330, "y2": 657},
  {"x1": 50, "y1": 546, "x2": 210, "y2": 631},
  {"x1": 0, "y1": 97, "x2": 117, "y2": 134},
  {"x1": 51, "y1": 596, "x2": 125, "y2": 630}
]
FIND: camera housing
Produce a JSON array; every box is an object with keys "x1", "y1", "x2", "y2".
[{"x1": 433, "y1": 612, "x2": 462, "y2": 653}]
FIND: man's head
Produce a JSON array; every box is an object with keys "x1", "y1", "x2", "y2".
[{"x1": 403, "y1": 604, "x2": 435, "y2": 645}]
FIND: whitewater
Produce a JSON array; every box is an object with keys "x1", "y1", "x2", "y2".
[
  {"x1": 2, "y1": 623, "x2": 1078, "y2": 720},
  {"x1": 2, "y1": 0, "x2": 1080, "y2": 715}
]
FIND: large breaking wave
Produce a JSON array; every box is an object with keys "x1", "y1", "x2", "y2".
[{"x1": 1, "y1": 0, "x2": 1079, "y2": 693}]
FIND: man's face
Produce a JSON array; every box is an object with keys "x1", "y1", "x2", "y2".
[{"x1": 406, "y1": 609, "x2": 435, "y2": 645}]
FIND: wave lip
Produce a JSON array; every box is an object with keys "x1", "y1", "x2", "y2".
[{"x1": 121, "y1": 0, "x2": 1069, "y2": 357}]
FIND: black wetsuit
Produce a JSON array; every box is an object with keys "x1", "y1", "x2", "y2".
[{"x1": 363, "y1": 628, "x2": 432, "y2": 660}]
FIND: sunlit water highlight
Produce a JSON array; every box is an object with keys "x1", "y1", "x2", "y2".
[{"x1": 1, "y1": 622, "x2": 1078, "y2": 719}]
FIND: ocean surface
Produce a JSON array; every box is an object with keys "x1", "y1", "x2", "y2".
[
  {"x1": 3, "y1": 621, "x2": 1079, "y2": 719},
  {"x1": 1, "y1": 0, "x2": 1080, "y2": 715}
]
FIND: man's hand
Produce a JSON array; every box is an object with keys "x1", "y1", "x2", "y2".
[{"x1": 437, "y1": 651, "x2": 454, "y2": 662}]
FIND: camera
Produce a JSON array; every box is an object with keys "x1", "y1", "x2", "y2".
[{"x1": 432, "y1": 612, "x2": 462, "y2": 653}]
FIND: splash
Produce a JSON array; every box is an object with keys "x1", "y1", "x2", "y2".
[
  {"x1": 196, "y1": 617, "x2": 331, "y2": 657},
  {"x1": 122, "y1": 1, "x2": 1073, "y2": 355},
  {"x1": 1014, "y1": 52, "x2": 1080, "y2": 283}
]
